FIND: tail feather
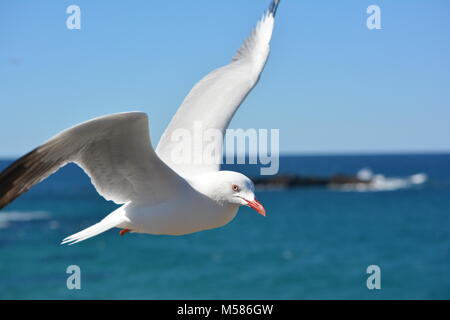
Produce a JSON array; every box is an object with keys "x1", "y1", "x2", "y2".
[{"x1": 61, "y1": 219, "x2": 118, "y2": 245}]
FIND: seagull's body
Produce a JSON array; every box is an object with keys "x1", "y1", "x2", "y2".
[
  {"x1": 0, "y1": 0, "x2": 280, "y2": 245},
  {"x1": 112, "y1": 172, "x2": 244, "y2": 236}
]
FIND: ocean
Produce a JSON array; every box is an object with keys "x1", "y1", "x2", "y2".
[{"x1": 0, "y1": 154, "x2": 449, "y2": 299}]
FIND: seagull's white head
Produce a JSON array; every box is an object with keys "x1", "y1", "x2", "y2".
[{"x1": 194, "y1": 171, "x2": 266, "y2": 216}]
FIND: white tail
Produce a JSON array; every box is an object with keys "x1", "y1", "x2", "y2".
[
  {"x1": 61, "y1": 219, "x2": 118, "y2": 245},
  {"x1": 61, "y1": 206, "x2": 128, "y2": 245}
]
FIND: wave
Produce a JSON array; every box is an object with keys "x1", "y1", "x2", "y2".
[
  {"x1": 334, "y1": 168, "x2": 428, "y2": 192},
  {"x1": 0, "y1": 211, "x2": 50, "y2": 229}
]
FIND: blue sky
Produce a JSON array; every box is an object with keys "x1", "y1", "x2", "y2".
[{"x1": 1, "y1": 0, "x2": 449, "y2": 157}]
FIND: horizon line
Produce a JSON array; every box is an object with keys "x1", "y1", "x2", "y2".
[{"x1": 1, "y1": 150, "x2": 450, "y2": 161}]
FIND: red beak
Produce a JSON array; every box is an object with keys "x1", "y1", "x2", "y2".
[{"x1": 244, "y1": 198, "x2": 266, "y2": 216}]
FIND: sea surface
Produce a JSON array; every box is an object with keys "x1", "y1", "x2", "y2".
[{"x1": 0, "y1": 154, "x2": 449, "y2": 299}]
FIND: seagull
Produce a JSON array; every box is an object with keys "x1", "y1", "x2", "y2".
[{"x1": 0, "y1": 0, "x2": 281, "y2": 245}]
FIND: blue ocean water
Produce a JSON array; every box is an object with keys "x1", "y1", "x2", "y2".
[{"x1": 0, "y1": 154, "x2": 449, "y2": 299}]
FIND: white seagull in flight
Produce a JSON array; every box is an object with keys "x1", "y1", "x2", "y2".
[{"x1": 0, "y1": 0, "x2": 281, "y2": 244}]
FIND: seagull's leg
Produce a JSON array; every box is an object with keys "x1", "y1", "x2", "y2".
[{"x1": 119, "y1": 229, "x2": 131, "y2": 236}]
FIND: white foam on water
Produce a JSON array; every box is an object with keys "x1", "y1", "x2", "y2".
[
  {"x1": 336, "y1": 168, "x2": 428, "y2": 192},
  {"x1": 0, "y1": 211, "x2": 50, "y2": 229},
  {"x1": 410, "y1": 173, "x2": 427, "y2": 185},
  {"x1": 356, "y1": 168, "x2": 374, "y2": 181}
]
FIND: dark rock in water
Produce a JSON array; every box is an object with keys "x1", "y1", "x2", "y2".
[{"x1": 252, "y1": 174, "x2": 370, "y2": 189}]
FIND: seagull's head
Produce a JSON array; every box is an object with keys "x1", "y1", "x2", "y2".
[{"x1": 198, "y1": 171, "x2": 266, "y2": 216}]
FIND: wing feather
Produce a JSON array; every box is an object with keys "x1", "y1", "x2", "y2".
[
  {"x1": 156, "y1": 0, "x2": 280, "y2": 177},
  {"x1": 0, "y1": 112, "x2": 185, "y2": 209}
]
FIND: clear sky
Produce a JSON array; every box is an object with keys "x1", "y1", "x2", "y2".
[{"x1": 1, "y1": 0, "x2": 449, "y2": 158}]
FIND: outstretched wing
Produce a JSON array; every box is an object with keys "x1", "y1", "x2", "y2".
[
  {"x1": 156, "y1": 0, "x2": 280, "y2": 177},
  {"x1": 0, "y1": 112, "x2": 186, "y2": 209}
]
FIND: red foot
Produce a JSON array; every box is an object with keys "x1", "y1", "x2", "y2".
[{"x1": 119, "y1": 229, "x2": 131, "y2": 236}]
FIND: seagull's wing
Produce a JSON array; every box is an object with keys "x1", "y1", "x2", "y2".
[
  {"x1": 156, "y1": 0, "x2": 280, "y2": 177},
  {"x1": 0, "y1": 112, "x2": 187, "y2": 209}
]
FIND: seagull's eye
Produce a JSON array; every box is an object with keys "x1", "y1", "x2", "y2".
[{"x1": 232, "y1": 184, "x2": 240, "y2": 192}]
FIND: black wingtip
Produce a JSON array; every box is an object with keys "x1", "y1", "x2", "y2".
[
  {"x1": 269, "y1": 0, "x2": 281, "y2": 17},
  {"x1": 0, "y1": 147, "x2": 49, "y2": 210}
]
